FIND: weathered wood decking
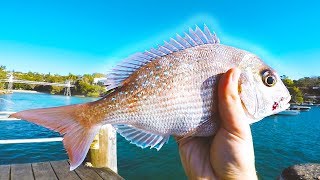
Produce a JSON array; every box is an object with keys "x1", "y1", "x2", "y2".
[{"x1": 0, "y1": 160, "x2": 123, "y2": 180}]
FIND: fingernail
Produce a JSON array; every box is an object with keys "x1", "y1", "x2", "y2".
[{"x1": 232, "y1": 68, "x2": 241, "y2": 82}]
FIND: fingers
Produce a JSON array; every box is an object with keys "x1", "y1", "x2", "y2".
[
  {"x1": 218, "y1": 68, "x2": 251, "y2": 140},
  {"x1": 176, "y1": 136, "x2": 216, "y2": 179}
]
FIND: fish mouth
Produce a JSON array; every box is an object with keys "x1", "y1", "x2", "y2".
[{"x1": 272, "y1": 96, "x2": 291, "y2": 114}]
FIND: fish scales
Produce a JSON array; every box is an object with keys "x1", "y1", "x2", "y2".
[
  {"x1": 10, "y1": 26, "x2": 291, "y2": 170},
  {"x1": 101, "y1": 44, "x2": 248, "y2": 136}
]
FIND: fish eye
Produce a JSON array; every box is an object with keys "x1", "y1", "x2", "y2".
[{"x1": 262, "y1": 70, "x2": 277, "y2": 87}]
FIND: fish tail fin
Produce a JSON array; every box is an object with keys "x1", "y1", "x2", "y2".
[{"x1": 9, "y1": 103, "x2": 101, "y2": 171}]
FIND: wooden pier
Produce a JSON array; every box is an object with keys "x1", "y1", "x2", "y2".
[
  {"x1": 0, "y1": 160, "x2": 123, "y2": 180},
  {"x1": 0, "y1": 112, "x2": 120, "y2": 180}
]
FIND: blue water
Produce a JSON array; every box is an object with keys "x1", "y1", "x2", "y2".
[{"x1": 1, "y1": 92, "x2": 320, "y2": 179}]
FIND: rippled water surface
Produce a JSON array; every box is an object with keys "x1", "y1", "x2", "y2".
[{"x1": 0, "y1": 92, "x2": 319, "y2": 179}]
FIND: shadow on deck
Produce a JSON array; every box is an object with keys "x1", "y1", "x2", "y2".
[{"x1": 0, "y1": 160, "x2": 123, "y2": 180}]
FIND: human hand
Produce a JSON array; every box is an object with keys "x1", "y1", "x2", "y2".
[{"x1": 176, "y1": 68, "x2": 258, "y2": 180}]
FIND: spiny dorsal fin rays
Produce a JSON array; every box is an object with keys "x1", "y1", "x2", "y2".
[
  {"x1": 135, "y1": 52, "x2": 153, "y2": 62},
  {"x1": 204, "y1": 24, "x2": 220, "y2": 44},
  {"x1": 150, "y1": 48, "x2": 166, "y2": 56},
  {"x1": 212, "y1": 33, "x2": 220, "y2": 44},
  {"x1": 176, "y1": 34, "x2": 192, "y2": 48},
  {"x1": 195, "y1": 25, "x2": 209, "y2": 44},
  {"x1": 144, "y1": 50, "x2": 161, "y2": 59},
  {"x1": 183, "y1": 32, "x2": 198, "y2": 47},
  {"x1": 170, "y1": 38, "x2": 185, "y2": 50},
  {"x1": 158, "y1": 45, "x2": 172, "y2": 55},
  {"x1": 108, "y1": 73, "x2": 130, "y2": 79},
  {"x1": 106, "y1": 25, "x2": 220, "y2": 91},
  {"x1": 111, "y1": 68, "x2": 135, "y2": 73},
  {"x1": 188, "y1": 27, "x2": 204, "y2": 45},
  {"x1": 203, "y1": 24, "x2": 215, "y2": 44},
  {"x1": 164, "y1": 41, "x2": 179, "y2": 52},
  {"x1": 106, "y1": 52, "x2": 154, "y2": 88}
]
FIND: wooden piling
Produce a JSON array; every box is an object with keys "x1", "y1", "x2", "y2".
[{"x1": 86, "y1": 124, "x2": 118, "y2": 173}]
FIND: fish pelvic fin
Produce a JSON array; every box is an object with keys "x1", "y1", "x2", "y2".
[
  {"x1": 9, "y1": 103, "x2": 101, "y2": 171},
  {"x1": 113, "y1": 124, "x2": 170, "y2": 151}
]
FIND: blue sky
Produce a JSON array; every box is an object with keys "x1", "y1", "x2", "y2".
[{"x1": 0, "y1": 0, "x2": 319, "y2": 79}]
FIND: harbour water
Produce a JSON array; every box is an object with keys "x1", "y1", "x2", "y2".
[{"x1": 0, "y1": 92, "x2": 319, "y2": 179}]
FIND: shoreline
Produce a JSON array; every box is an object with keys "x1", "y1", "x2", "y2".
[
  {"x1": 0, "y1": 90, "x2": 12, "y2": 95},
  {"x1": 0, "y1": 89, "x2": 42, "y2": 94},
  {"x1": 12, "y1": 90, "x2": 43, "y2": 94},
  {"x1": 2, "y1": 90, "x2": 98, "y2": 98}
]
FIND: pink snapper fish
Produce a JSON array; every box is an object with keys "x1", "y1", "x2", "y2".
[{"x1": 11, "y1": 25, "x2": 291, "y2": 170}]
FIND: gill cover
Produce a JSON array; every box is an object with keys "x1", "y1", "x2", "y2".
[{"x1": 239, "y1": 69, "x2": 261, "y2": 122}]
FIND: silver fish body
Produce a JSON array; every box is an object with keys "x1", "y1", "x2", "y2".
[
  {"x1": 104, "y1": 44, "x2": 248, "y2": 137},
  {"x1": 10, "y1": 26, "x2": 291, "y2": 170}
]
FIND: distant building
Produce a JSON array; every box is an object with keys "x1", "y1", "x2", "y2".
[
  {"x1": 93, "y1": 77, "x2": 108, "y2": 86},
  {"x1": 305, "y1": 95, "x2": 320, "y2": 99}
]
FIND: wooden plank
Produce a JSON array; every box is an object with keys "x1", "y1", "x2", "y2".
[
  {"x1": 74, "y1": 163, "x2": 103, "y2": 180},
  {"x1": 1, "y1": 160, "x2": 122, "y2": 180},
  {"x1": 11, "y1": 163, "x2": 34, "y2": 180},
  {"x1": 32, "y1": 162, "x2": 58, "y2": 180},
  {"x1": 93, "y1": 168, "x2": 124, "y2": 180},
  {"x1": 50, "y1": 161, "x2": 80, "y2": 180},
  {"x1": 0, "y1": 165, "x2": 10, "y2": 180}
]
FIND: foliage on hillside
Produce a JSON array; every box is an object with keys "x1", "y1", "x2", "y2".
[
  {"x1": 0, "y1": 65, "x2": 7, "y2": 90},
  {"x1": 0, "y1": 65, "x2": 106, "y2": 97},
  {"x1": 281, "y1": 75, "x2": 320, "y2": 104}
]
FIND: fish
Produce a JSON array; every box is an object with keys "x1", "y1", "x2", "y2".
[{"x1": 10, "y1": 25, "x2": 291, "y2": 170}]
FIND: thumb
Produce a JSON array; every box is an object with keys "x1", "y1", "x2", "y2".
[{"x1": 218, "y1": 68, "x2": 251, "y2": 140}]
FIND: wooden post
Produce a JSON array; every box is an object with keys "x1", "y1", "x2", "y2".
[{"x1": 86, "y1": 124, "x2": 117, "y2": 173}]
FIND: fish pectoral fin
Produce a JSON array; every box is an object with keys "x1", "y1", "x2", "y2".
[{"x1": 113, "y1": 124, "x2": 169, "y2": 151}]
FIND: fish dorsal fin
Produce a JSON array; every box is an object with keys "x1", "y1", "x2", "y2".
[
  {"x1": 106, "y1": 25, "x2": 220, "y2": 90},
  {"x1": 113, "y1": 124, "x2": 170, "y2": 151}
]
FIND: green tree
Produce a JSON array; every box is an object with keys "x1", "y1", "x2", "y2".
[
  {"x1": 50, "y1": 86, "x2": 64, "y2": 94},
  {"x1": 291, "y1": 86, "x2": 304, "y2": 104},
  {"x1": 0, "y1": 66, "x2": 7, "y2": 90},
  {"x1": 282, "y1": 78, "x2": 294, "y2": 87},
  {"x1": 0, "y1": 65, "x2": 106, "y2": 97},
  {"x1": 92, "y1": 73, "x2": 105, "y2": 78}
]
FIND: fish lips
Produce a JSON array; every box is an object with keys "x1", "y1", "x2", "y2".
[{"x1": 272, "y1": 96, "x2": 291, "y2": 114}]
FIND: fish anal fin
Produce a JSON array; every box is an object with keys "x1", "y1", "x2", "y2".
[
  {"x1": 9, "y1": 104, "x2": 101, "y2": 171},
  {"x1": 114, "y1": 124, "x2": 169, "y2": 150}
]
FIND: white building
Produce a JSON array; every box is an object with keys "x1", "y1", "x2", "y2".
[{"x1": 93, "y1": 77, "x2": 108, "y2": 86}]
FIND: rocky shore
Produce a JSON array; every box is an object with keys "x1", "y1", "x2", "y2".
[
  {"x1": 0, "y1": 90, "x2": 12, "y2": 95},
  {"x1": 0, "y1": 90, "x2": 42, "y2": 94},
  {"x1": 279, "y1": 163, "x2": 320, "y2": 180}
]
